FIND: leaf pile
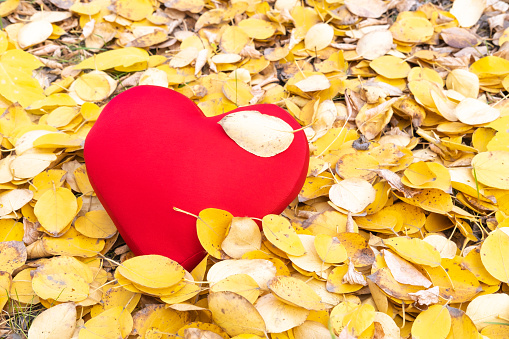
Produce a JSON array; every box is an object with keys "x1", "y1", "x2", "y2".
[{"x1": 1, "y1": 0, "x2": 509, "y2": 338}]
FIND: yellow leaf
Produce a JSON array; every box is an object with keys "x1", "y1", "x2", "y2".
[
  {"x1": 367, "y1": 267, "x2": 423, "y2": 302},
  {"x1": 395, "y1": 188, "x2": 453, "y2": 214},
  {"x1": 42, "y1": 227, "x2": 105, "y2": 257},
  {"x1": 29, "y1": 169, "x2": 66, "y2": 200},
  {"x1": 74, "y1": 47, "x2": 150, "y2": 70},
  {"x1": 254, "y1": 293, "x2": 309, "y2": 333},
  {"x1": 75, "y1": 210, "x2": 117, "y2": 239},
  {"x1": 222, "y1": 80, "x2": 254, "y2": 107},
  {"x1": 305, "y1": 23, "x2": 334, "y2": 51},
  {"x1": 0, "y1": 271, "x2": 11, "y2": 310},
  {"x1": 0, "y1": 219, "x2": 23, "y2": 242},
  {"x1": 207, "y1": 259, "x2": 276, "y2": 291},
  {"x1": 79, "y1": 306, "x2": 133, "y2": 339},
  {"x1": 90, "y1": 282, "x2": 141, "y2": 317},
  {"x1": 220, "y1": 26, "x2": 250, "y2": 54},
  {"x1": 336, "y1": 232, "x2": 375, "y2": 267},
  {"x1": 9, "y1": 268, "x2": 39, "y2": 304},
  {"x1": 326, "y1": 265, "x2": 365, "y2": 293},
  {"x1": 390, "y1": 16, "x2": 434, "y2": 43},
  {"x1": 402, "y1": 161, "x2": 452, "y2": 192},
  {"x1": 287, "y1": 234, "x2": 331, "y2": 276},
  {"x1": 117, "y1": 254, "x2": 185, "y2": 289},
  {"x1": 445, "y1": 306, "x2": 478, "y2": 339},
  {"x1": 0, "y1": 0, "x2": 20, "y2": 17},
  {"x1": 383, "y1": 237, "x2": 441, "y2": 267},
  {"x1": 462, "y1": 246, "x2": 499, "y2": 285},
  {"x1": 32, "y1": 256, "x2": 92, "y2": 302},
  {"x1": 132, "y1": 304, "x2": 191, "y2": 337},
  {"x1": 210, "y1": 274, "x2": 260, "y2": 304},
  {"x1": 238, "y1": 18, "x2": 275, "y2": 39},
  {"x1": 472, "y1": 151, "x2": 509, "y2": 189},
  {"x1": 208, "y1": 291, "x2": 266, "y2": 337},
  {"x1": 111, "y1": 0, "x2": 153, "y2": 21},
  {"x1": 0, "y1": 240, "x2": 26, "y2": 274},
  {"x1": 221, "y1": 217, "x2": 262, "y2": 259},
  {"x1": 411, "y1": 305, "x2": 451, "y2": 339},
  {"x1": 28, "y1": 303, "x2": 76, "y2": 339},
  {"x1": 343, "y1": 304, "x2": 376, "y2": 337},
  {"x1": 34, "y1": 187, "x2": 78, "y2": 236},
  {"x1": 370, "y1": 56, "x2": 411, "y2": 79},
  {"x1": 268, "y1": 276, "x2": 328, "y2": 311},
  {"x1": 262, "y1": 214, "x2": 305, "y2": 256},
  {"x1": 74, "y1": 72, "x2": 112, "y2": 102},
  {"x1": 196, "y1": 208, "x2": 233, "y2": 259},
  {"x1": 0, "y1": 49, "x2": 45, "y2": 107},
  {"x1": 480, "y1": 228, "x2": 509, "y2": 283},
  {"x1": 314, "y1": 234, "x2": 347, "y2": 264}
]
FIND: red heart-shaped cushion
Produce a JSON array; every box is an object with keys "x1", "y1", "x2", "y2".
[{"x1": 84, "y1": 85, "x2": 308, "y2": 270}]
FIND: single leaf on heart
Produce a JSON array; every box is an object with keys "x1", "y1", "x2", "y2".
[
  {"x1": 219, "y1": 111, "x2": 295, "y2": 157},
  {"x1": 34, "y1": 187, "x2": 77, "y2": 236},
  {"x1": 27, "y1": 302, "x2": 76, "y2": 339},
  {"x1": 254, "y1": 293, "x2": 309, "y2": 333},
  {"x1": 262, "y1": 214, "x2": 305, "y2": 256},
  {"x1": 208, "y1": 291, "x2": 266, "y2": 337},
  {"x1": 221, "y1": 217, "x2": 261, "y2": 258},
  {"x1": 117, "y1": 254, "x2": 185, "y2": 289},
  {"x1": 196, "y1": 208, "x2": 233, "y2": 259},
  {"x1": 268, "y1": 276, "x2": 328, "y2": 311},
  {"x1": 411, "y1": 305, "x2": 451, "y2": 339}
]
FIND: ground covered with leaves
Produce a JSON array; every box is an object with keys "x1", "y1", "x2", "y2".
[{"x1": 1, "y1": 0, "x2": 509, "y2": 338}]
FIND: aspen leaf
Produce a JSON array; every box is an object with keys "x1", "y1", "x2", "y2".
[
  {"x1": 74, "y1": 210, "x2": 117, "y2": 239},
  {"x1": 42, "y1": 227, "x2": 105, "y2": 257},
  {"x1": 481, "y1": 324, "x2": 509, "y2": 338},
  {"x1": 480, "y1": 228, "x2": 509, "y2": 283},
  {"x1": 390, "y1": 16, "x2": 434, "y2": 43},
  {"x1": 450, "y1": 0, "x2": 486, "y2": 27},
  {"x1": 79, "y1": 306, "x2": 133, "y2": 339},
  {"x1": 446, "y1": 69, "x2": 479, "y2": 98},
  {"x1": 268, "y1": 276, "x2": 328, "y2": 311},
  {"x1": 0, "y1": 241, "x2": 26, "y2": 274},
  {"x1": 382, "y1": 249, "x2": 432, "y2": 287},
  {"x1": 373, "y1": 312, "x2": 400, "y2": 339},
  {"x1": 326, "y1": 264, "x2": 365, "y2": 294},
  {"x1": 221, "y1": 217, "x2": 261, "y2": 258},
  {"x1": 10, "y1": 150, "x2": 57, "y2": 179},
  {"x1": 208, "y1": 291, "x2": 266, "y2": 337},
  {"x1": 207, "y1": 259, "x2": 276, "y2": 291},
  {"x1": 329, "y1": 178, "x2": 376, "y2": 214},
  {"x1": 0, "y1": 219, "x2": 23, "y2": 242},
  {"x1": 90, "y1": 283, "x2": 141, "y2": 317},
  {"x1": 0, "y1": 189, "x2": 33, "y2": 217},
  {"x1": 117, "y1": 254, "x2": 185, "y2": 289},
  {"x1": 287, "y1": 234, "x2": 331, "y2": 276},
  {"x1": 28, "y1": 302, "x2": 76, "y2": 339},
  {"x1": 262, "y1": 214, "x2": 305, "y2": 256},
  {"x1": 383, "y1": 237, "x2": 441, "y2": 267},
  {"x1": 34, "y1": 187, "x2": 78, "y2": 236},
  {"x1": 293, "y1": 321, "x2": 330, "y2": 339},
  {"x1": 18, "y1": 21, "x2": 53, "y2": 49},
  {"x1": 74, "y1": 47, "x2": 150, "y2": 70},
  {"x1": 423, "y1": 234, "x2": 457, "y2": 259},
  {"x1": 367, "y1": 267, "x2": 423, "y2": 301},
  {"x1": 0, "y1": 49, "x2": 45, "y2": 107},
  {"x1": 254, "y1": 293, "x2": 309, "y2": 333},
  {"x1": 336, "y1": 232, "x2": 375, "y2": 267},
  {"x1": 132, "y1": 304, "x2": 190, "y2": 338},
  {"x1": 219, "y1": 111, "x2": 294, "y2": 158},
  {"x1": 197, "y1": 208, "x2": 233, "y2": 259},
  {"x1": 33, "y1": 133, "x2": 83, "y2": 149},
  {"x1": 10, "y1": 268, "x2": 39, "y2": 304},
  {"x1": 446, "y1": 306, "x2": 478, "y2": 339},
  {"x1": 344, "y1": 0, "x2": 388, "y2": 18},
  {"x1": 314, "y1": 234, "x2": 347, "y2": 264},
  {"x1": 32, "y1": 256, "x2": 92, "y2": 302},
  {"x1": 455, "y1": 98, "x2": 500, "y2": 125},
  {"x1": 370, "y1": 56, "x2": 411, "y2": 79},
  {"x1": 472, "y1": 151, "x2": 509, "y2": 189},
  {"x1": 238, "y1": 19, "x2": 275, "y2": 40},
  {"x1": 462, "y1": 247, "x2": 499, "y2": 285},
  {"x1": 411, "y1": 305, "x2": 451, "y2": 339},
  {"x1": 466, "y1": 293, "x2": 509, "y2": 330},
  {"x1": 210, "y1": 274, "x2": 260, "y2": 304},
  {"x1": 0, "y1": 271, "x2": 10, "y2": 311},
  {"x1": 295, "y1": 75, "x2": 331, "y2": 92},
  {"x1": 305, "y1": 23, "x2": 334, "y2": 51}
]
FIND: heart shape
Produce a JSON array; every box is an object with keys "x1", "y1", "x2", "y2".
[{"x1": 84, "y1": 86, "x2": 309, "y2": 270}]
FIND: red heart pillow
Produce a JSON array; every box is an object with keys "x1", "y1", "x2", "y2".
[{"x1": 84, "y1": 86, "x2": 309, "y2": 270}]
